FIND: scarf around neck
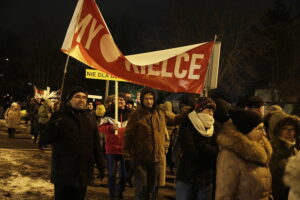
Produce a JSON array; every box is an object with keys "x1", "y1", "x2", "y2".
[{"x1": 188, "y1": 110, "x2": 214, "y2": 137}]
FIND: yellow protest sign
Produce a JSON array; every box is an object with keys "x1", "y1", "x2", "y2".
[{"x1": 85, "y1": 69, "x2": 126, "y2": 82}]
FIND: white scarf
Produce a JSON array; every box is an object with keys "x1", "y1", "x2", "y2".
[
  {"x1": 278, "y1": 136, "x2": 296, "y2": 149},
  {"x1": 188, "y1": 111, "x2": 214, "y2": 137}
]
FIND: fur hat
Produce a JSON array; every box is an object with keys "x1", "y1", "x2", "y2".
[
  {"x1": 230, "y1": 109, "x2": 263, "y2": 134},
  {"x1": 195, "y1": 97, "x2": 216, "y2": 113},
  {"x1": 66, "y1": 86, "x2": 88, "y2": 101}
]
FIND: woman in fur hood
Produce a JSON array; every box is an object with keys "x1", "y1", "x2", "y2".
[
  {"x1": 269, "y1": 111, "x2": 299, "y2": 200},
  {"x1": 215, "y1": 109, "x2": 273, "y2": 200}
]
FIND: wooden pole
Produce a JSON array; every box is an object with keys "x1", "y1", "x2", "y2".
[
  {"x1": 114, "y1": 81, "x2": 118, "y2": 135},
  {"x1": 105, "y1": 80, "x2": 109, "y2": 99},
  {"x1": 59, "y1": 55, "x2": 70, "y2": 100}
]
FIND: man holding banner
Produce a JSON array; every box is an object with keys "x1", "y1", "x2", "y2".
[
  {"x1": 99, "y1": 93, "x2": 131, "y2": 200},
  {"x1": 124, "y1": 88, "x2": 189, "y2": 199}
]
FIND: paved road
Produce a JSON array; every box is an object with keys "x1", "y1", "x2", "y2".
[{"x1": 0, "y1": 120, "x2": 176, "y2": 200}]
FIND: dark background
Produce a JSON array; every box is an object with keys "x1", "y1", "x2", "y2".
[{"x1": 0, "y1": 0, "x2": 299, "y2": 103}]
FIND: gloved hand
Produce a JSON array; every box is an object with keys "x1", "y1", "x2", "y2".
[{"x1": 97, "y1": 168, "x2": 105, "y2": 180}]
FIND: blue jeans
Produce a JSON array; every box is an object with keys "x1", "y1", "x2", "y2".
[
  {"x1": 176, "y1": 181, "x2": 213, "y2": 200},
  {"x1": 107, "y1": 154, "x2": 127, "y2": 198}
]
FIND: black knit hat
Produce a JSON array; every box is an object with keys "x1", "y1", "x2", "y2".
[
  {"x1": 214, "y1": 98, "x2": 231, "y2": 123},
  {"x1": 195, "y1": 97, "x2": 216, "y2": 113},
  {"x1": 66, "y1": 86, "x2": 88, "y2": 101},
  {"x1": 230, "y1": 109, "x2": 263, "y2": 134},
  {"x1": 245, "y1": 96, "x2": 264, "y2": 108},
  {"x1": 126, "y1": 99, "x2": 134, "y2": 105}
]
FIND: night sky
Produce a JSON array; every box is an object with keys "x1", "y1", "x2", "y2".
[
  {"x1": 1, "y1": 0, "x2": 287, "y2": 51},
  {"x1": 0, "y1": 0, "x2": 299, "y2": 101}
]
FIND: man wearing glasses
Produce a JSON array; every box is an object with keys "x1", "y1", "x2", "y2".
[{"x1": 40, "y1": 86, "x2": 105, "y2": 200}]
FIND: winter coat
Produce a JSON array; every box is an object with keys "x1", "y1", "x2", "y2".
[
  {"x1": 215, "y1": 122, "x2": 273, "y2": 200},
  {"x1": 176, "y1": 117, "x2": 218, "y2": 186},
  {"x1": 29, "y1": 101, "x2": 41, "y2": 121},
  {"x1": 37, "y1": 102, "x2": 52, "y2": 125},
  {"x1": 5, "y1": 107, "x2": 21, "y2": 128},
  {"x1": 159, "y1": 101, "x2": 177, "y2": 186},
  {"x1": 284, "y1": 151, "x2": 300, "y2": 200},
  {"x1": 269, "y1": 111, "x2": 300, "y2": 200},
  {"x1": 270, "y1": 139, "x2": 297, "y2": 200},
  {"x1": 98, "y1": 108, "x2": 131, "y2": 155},
  {"x1": 124, "y1": 107, "x2": 185, "y2": 163},
  {"x1": 40, "y1": 105, "x2": 105, "y2": 187}
]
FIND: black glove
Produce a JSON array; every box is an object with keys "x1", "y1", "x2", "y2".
[{"x1": 97, "y1": 168, "x2": 105, "y2": 180}]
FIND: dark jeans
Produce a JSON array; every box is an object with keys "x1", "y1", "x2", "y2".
[
  {"x1": 34, "y1": 123, "x2": 46, "y2": 143},
  {"x1": 30, "y1": 118, "x2": 38, "y2": 136},
  {"x1": 8, "y1": 128, "x2": 16, "y2": 138},
  {"x1": 54, "y1": 184, "x2": 87, "y2": 200},
  {"x1": 107, "y1": 154, "x2": 127, "y2": 198},
  {"x1": 134, "y1": 161, "x2": 160, "y2": 200},
  {"x1": 176, "y1": 181, "x2": 213, "y2": 200}
]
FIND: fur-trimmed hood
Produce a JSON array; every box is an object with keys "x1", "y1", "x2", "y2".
[
  {"x1": 268, "y1": 111, "x2": 300, "y2": 145},
  {"x1": 268, "y1": 110, "x2": 288, "y2": 142},
  {"x1": 217, "y1": 122, "x2": 273, "y2": 166}
]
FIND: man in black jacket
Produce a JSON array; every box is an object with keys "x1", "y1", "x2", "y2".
[{"x1": 40, "y1": 86, "x2": 105, "y2": 200}]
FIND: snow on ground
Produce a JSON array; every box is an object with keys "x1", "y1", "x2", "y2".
[{"x1": 0, "y1": 149, "x2": 53, "y2": 200}]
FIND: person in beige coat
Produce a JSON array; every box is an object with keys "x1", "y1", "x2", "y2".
[
  {"x1": 215, "y1": 109, "x2": 273, "y2": 200},
  {"x1": 284, "y1": 150, "x2": 300, "y2": 200},
  {"x1": 4, "y1": 102, "x2": 21, "y2": 138}
]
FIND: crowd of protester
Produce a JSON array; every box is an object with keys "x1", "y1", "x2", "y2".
[{"x1": 1, "y1": 87, "x2": 300, "y2": 200}]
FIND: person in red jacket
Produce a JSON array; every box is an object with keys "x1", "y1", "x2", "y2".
[{"x1": 99, "y1": 93, "x2": 131, "y2": 200}]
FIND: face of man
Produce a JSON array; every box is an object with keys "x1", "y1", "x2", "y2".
[
  {"x1": 69, "y1": 92, "x2": 87, "y2": 110},
  {"x1": 118, "y1": 97, "x2": 126, "y2": 109},
  {"x1": 143, "y1": 93, "x2": 154, "y2": 109}
]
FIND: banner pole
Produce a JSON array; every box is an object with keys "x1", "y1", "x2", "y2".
[
  {"x1": 105, "y1": 80, "x2": 109, "y2": 99},
  {"x1": 202, "y1": 35, "x2": 218, "y2": 97},
  {"x1": 59, "y1": 54, "x2": 70, "y2": 100},
  {"x1": 114, "y1": 81, "x2": 119, "y2": 135}
]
